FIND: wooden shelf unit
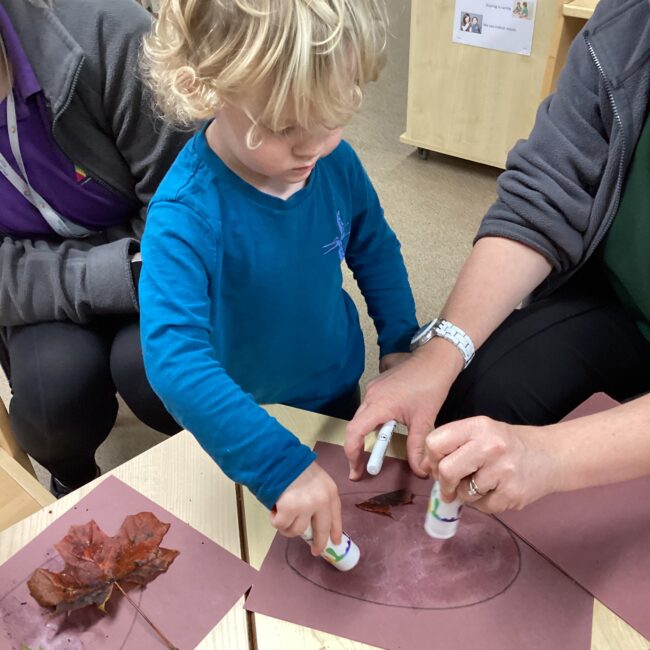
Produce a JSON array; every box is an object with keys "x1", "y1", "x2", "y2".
[
  {"x1": 401, "y1": 0, "x2": 599, "y2": 169},
  {"x1": 563, "y1": 0, "x2": 599, "y2": 20}
]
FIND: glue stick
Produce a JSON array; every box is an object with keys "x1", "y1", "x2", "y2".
[
  {"x1": 424, "y1": 480, "x2": 463, "y2": 539},
  {"x1": 302, "y1": 525, "x2": 360, "y2": 571}
]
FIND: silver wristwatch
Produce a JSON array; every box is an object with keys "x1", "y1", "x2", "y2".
[{"x1": 410, "y1": 318, "x2": 475, "y2": 369}]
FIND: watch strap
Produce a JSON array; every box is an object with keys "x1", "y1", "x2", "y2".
[
  {"x1": 432, "y1": 319, "x2": 474, "y2": 369},
  {"x1": 412, "y1": 318, "x2": 475, "y2": 369}
]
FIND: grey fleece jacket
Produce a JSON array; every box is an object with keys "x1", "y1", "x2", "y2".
[
  {"x1": 0, "y1": 0, "x2": 189, "y2": 326},
  {"x1": 477, "y1": 0, "x2": 650, "y2": 298}
]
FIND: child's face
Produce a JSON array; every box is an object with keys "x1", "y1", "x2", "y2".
[{"x1": 215, "y1": 100, "x2": 344, "y2": 189}]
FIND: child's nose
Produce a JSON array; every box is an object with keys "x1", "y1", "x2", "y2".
[{"x1": 292, "y1": 133, "x2": 324, "y2": 159}]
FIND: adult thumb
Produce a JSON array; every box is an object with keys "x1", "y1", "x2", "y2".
[{"x1": 406, "y1": 416, "x2": 434, "y2": 478}]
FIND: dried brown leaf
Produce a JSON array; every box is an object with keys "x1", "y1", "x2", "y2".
[{"x1": 28, "y1": 512, "x2": 179, "y2": 615}]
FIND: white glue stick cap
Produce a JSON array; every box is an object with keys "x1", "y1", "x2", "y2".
[{"x1": 302, "y1": 525, "x2": 361, "y2": 571}]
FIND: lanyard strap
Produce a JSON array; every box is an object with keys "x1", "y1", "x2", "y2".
[{"x1": 0, "y1": 91, "x2": 93, "y2": 238}]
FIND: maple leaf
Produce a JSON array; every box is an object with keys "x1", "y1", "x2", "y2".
[
  {"x1": 355, "y1": 488, "x2": 415, "y2": 518},
  {"x1": 27, "y1": 512, "x2": 179, "y2": 615}
]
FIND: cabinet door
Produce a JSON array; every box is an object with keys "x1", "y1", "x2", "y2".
[{"x1": 401, "y1": 0, "x2": 565, "y2": 168}]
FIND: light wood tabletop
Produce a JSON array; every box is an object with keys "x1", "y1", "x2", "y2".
[
  {"x1": 0, "y1": 447, "x2": 54, "y2": 532},
  {"x1": 1, "y1": 404, "x2": 648, "y2": 649},
  {"x1": 0, "y1": 430, "x2": 249, "y2": 650}
]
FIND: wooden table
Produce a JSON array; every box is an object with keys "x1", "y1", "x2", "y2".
[
  {"x1": 0, "y1": 430, "x2": 249, "y2": 650},
  {"x1": 0, "y1": 448, "x2": 54, "y2": 531},
  {"x1": 1, "y1": 405, "x2": 647, "y2": 649}
]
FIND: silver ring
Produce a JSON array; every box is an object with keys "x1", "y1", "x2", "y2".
[{"x1": 467, "y1": 475, "x2": 484, "y2": 497}]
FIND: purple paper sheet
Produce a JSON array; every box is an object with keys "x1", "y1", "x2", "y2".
[
  {"x1": 0, "y1": 476, "x2": 257, "y2": 650},
  {"x1": 246, "y1": 442, "x2": 593, "y2": 650},
  {"x1": 497, "y1": 393, "x2": 650, "y2": 640}
]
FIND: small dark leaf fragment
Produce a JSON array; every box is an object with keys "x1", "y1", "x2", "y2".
[{"x1": 355, "y1": 489, "x2": 414, "y2": 518}]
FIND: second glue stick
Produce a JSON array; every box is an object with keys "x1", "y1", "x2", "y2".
[
  {"x1": 302, "y1": 525, "x2": 360, "y2": 571},
  {"x1": 424, "y1": 480, "x2": 463, "y2": 539}
]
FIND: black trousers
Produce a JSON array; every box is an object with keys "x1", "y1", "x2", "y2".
[
  {"x1": 4, "y1": 317, "x2": 180, "y2": 487},
  {"x1": 438, "y1": 267, "x2": 650, "y2": 426}
]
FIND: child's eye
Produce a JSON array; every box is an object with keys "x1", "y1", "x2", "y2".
[{"x1": 262, "y1": 124, "x2": 295, "y2": 137}]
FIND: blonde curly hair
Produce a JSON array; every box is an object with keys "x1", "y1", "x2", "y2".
[{"x1": 142, "y1": 0, "x2": 388, "y2": 134}]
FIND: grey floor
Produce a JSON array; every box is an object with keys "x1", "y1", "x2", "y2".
[{"x1": 0, "y1": 0, "x2": 501, "y2": 488}]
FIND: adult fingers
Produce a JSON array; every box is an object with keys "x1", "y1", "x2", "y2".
[
  {"x1": 425, "y1": 423, "x2": 474, "y2": 473},
  {"x1": 437, "y1": 439, "x2": 484, "y2": 501},
  {"x1": 470, "y1": 489, "x2": 511, "y2": 514},
  {"x1": 420, "y1": 453, "x2": 432, "y2": 475},
  {"x1": 406, "y1": 415, "x2": 435, "y2": 478},
  {"x1": 345, "y1": 404, "x2": 387, "y2": 480},
  {"x1": 455, "y1": 467, "x2": 499, "y2": 504}
]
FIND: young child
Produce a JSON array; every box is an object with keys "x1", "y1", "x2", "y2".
[{"x1": 140, "y1": 0, "x2": 418, "y2": 553}]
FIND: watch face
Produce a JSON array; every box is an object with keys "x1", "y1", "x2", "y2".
[{"x1": 411, "y1": 320, "x2": 436, "y2": 347}]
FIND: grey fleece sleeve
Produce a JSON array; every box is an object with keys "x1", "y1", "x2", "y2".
[
  {"x1": 475, "y1": 18, "x2": 610, "y2": 272},
  {"x1": 0, "y1": 235, "x2": 138, "y2": 327}
]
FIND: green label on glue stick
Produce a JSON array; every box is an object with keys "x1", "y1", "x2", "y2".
[{"x1": 302, "y1": 526, "x2": 361, "y2": 571}]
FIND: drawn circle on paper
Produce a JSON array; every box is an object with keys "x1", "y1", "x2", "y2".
[{"x1": 286, "y1": 492, "x2": 521, "y2": 609}]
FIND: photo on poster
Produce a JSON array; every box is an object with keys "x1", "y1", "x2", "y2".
[
  {"x1": 512, "y1": 1, "x2": 535, "y2": 20},
  {"x1": 459, "y1": 11, "x2": 483, "y2": 33},
  {"x1": 453, "y1": 0, "x2": 536, "y2": 56}
]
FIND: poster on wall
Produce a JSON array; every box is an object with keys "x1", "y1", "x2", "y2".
[{"x1": 453, "y1": 0, "x2": 536, "y2": 56}]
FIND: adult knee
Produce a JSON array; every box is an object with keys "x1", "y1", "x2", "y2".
[
  {"x1": 111, "y1": 321, "x2": 181, "y2": 435},
  {"x1": 9, "y1": 323, "x2": 117, "y2": 453}
]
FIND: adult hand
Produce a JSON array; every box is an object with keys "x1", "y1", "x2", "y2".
[
  {"x1": 346, "y1": 341, "x2": 462, "y2": 481},
  {"x1": 130, "y1": 251, "x2": 142, "y2": 297},
  {"x1": 271, "y1": 462, "x2": 342, "y2": 556},
  {"x1": 423, "y1": 416, "x2": 560, "y2": 513},
  {"x1": 378, "y1": 352, "x2": 411, "y2": 373}
]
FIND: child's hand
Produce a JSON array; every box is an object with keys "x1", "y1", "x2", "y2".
[
  {"x1": 379, "y1": 352, "x2": 411, "y2": 373},
  {"x1": 271, "y1": 462, "x2": 342, "y2": 556}
]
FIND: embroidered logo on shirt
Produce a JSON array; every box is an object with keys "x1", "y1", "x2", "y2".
[
  {"x1": 322, "y1": 211, "x2": 350, "y2": 262},
  {"x1": 74, "y1": 164, "x2": 89, "y2": 184}
]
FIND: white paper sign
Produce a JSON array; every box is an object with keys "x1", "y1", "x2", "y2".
[{"x1": 453, "y1": 0, "x2": 536, "y2": 56}]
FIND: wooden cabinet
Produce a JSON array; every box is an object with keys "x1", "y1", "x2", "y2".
[
  {"x1": 541, "y1": 0, "x2": 599, "y2": 100},
  {"x1": 401, "y1": 0, "x2": 598, "y2": 168}
]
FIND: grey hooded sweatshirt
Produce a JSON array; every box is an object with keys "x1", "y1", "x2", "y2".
[
  {"x1": 0, "y1": 0, "x2": 189, "y2": 327},
  {"x1": 477, "y1": 0, "x2": 650, "y2": 298}
]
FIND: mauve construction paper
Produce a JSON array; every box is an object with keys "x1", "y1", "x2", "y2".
[
  {"x1": 246, "y1": 441, "x2": 593, "y2": 650},
  {"x1": 0, "y1": 476, "x2": 257, "y2": 650},
  {"x1": 498, "y1": 393, "x2": 650, "y2": 640}
]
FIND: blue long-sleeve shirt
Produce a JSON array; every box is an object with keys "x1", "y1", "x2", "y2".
[{"x1": 140, "y1": 128, "x2": 418, "y2": 508}]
